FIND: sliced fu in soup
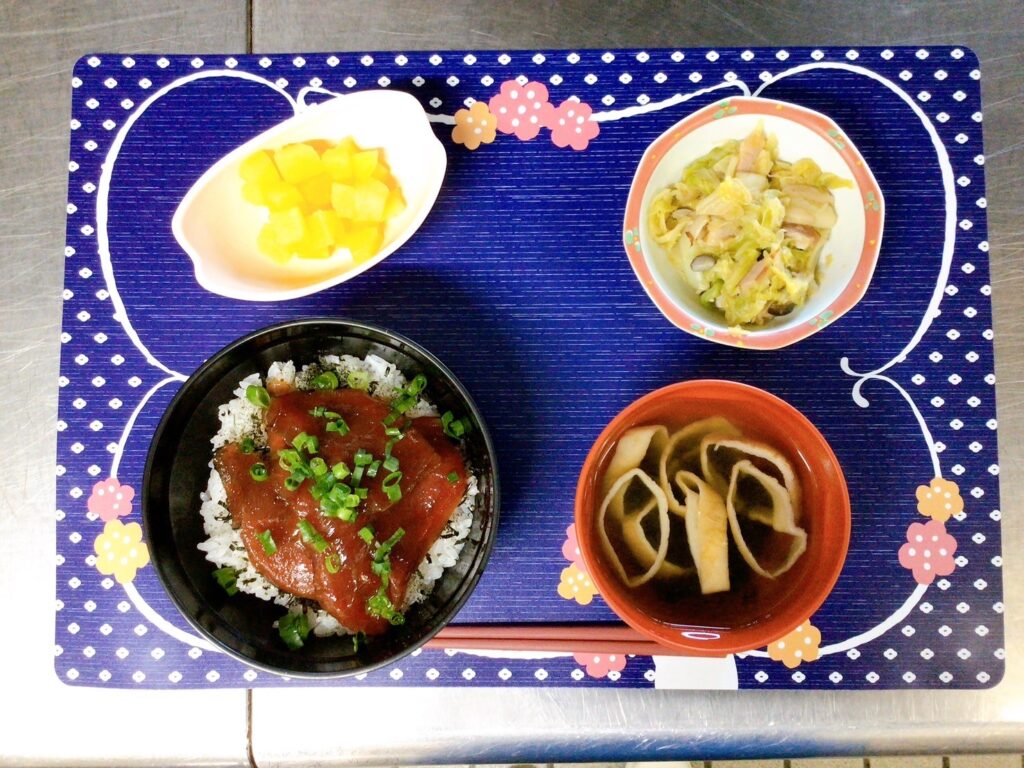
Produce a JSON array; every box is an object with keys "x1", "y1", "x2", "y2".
[
  {"x1": 658, "y1": 417, "x2": 741, "y2": 514},
  {"x1": 701, "y1": 434, "x2": 802, "y2": 515},
  {"x1": 726, "y1": 459, "x2": 807, "y2": 578}
]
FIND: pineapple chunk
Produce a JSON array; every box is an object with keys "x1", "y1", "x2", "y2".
[
  {"x1": 351, "y1": 149, "x2": 379, "y2": 181},
  {"x1": 273, "y1": 143, "x2": 323, "y2": 185},
  {"x1": 346, "y1": 223, "x2": 384, "y2": 262},
  {"x1": 383, "y1": 189, "x2": 406, "y2": 220},
  {"x1": 321, "y1": 145, "x2": 354, "y2": 183},
  {"x1": 266, "y1": 207, "x2": 306, "y2": 246},
  {"x1": 290, "y1": 229, "x2": 331, "y2": 260},
  {"x1": 241, "y1": 181, "x2": 265, "y2": 206},
  {"x1": 352, "y1": 179, "x2": 390, "y2": 222},
  {"x1": 330, "y1": 183, "x2": 357, "y2": 219},
  {"x1": 256, "y1": 224, "x2": 291, "y2": 263},
  {"x1": 305, "y1": 210, "x2": 340, "y2": 249},
  {"x1": 298, "y1": 174, "x2": 333, "y2": 209},
  {"x1": 240, "y1": 151, "x2": 280, "y2": 184},
  {"x1": 262, "y1": 182, "x2": 305, "y2": 212}
]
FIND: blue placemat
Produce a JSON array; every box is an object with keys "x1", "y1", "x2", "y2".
[{"x1": 55, "y1": 47, "x2": 1003, "y2": 689}]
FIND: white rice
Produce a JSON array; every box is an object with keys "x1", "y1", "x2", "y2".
[{"x1": 197, "y1": 353, "x2": 478, "y2": 637}]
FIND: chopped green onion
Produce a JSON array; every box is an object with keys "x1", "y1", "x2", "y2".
[
  {"x1": 329, "y1": 485, "x2": 351, "y2": 504},
  {"x1": 325, "y1": 418, "x2": 350, "y2": 436},
  {"x1": 325, "y1": 411, "x2": 341, "y2": 419},
  {"x1": 351, "y1": 466, "x2": 365, "y2": 486},
  {"x1": 332, "y1": 462, "x2": 350, "y2": 480},
  {"x1": 284, "y1": 475, "x2": 303, "y2": 492},
  {"x1": 366, "y1": 460, "x2": 382, "y2": 479},
  {"x1": 338, "y1": 507, "x2": 358, "y2": 523},
  {"x1": 256, "y1": 530, "x2": 276, "y2": 555},
  {"x1": 297, "y1": 519, "x2": 328, "y2": 553},
  {"x1": 309, "y1": 457, "x2": 328, "y2": 477},
  {"x1": 376, "y1": 528, "x2": 406, "y2": 559},
  {"x1": 278, "y1": 448, "x2": 301, "y2": 470},
  {"x1": 393, "y1": 394, "x2": 416, "y2": 414},
  {"x1": 382, "y1": 412, "x2": 398, "y2": 427},
  {"x1": 246, "y1": 385, "x2": 271, "y2": 408},
  {"x1": 347, "y1": 370, "x2": 370, "y2": 390},
  {"x1": 355, "y1": 487, "x2": 369, "y2": 500},
  {"x1": 446, "y1": 471, "x2": 459, "y2": 484},
  {"x1": 324, "y1": 551, "x2": 341, "y2": 574},
  {"x1": 372, "y1": 559, "x2": 391, "y2": 586},
  {"x1": 249, "y1": 462, "x2": 268, "y2": 482},
  {"x1": 313, "y1": 371, "x2": 340, "y2": 390},
  {"x1": 309, "y1": 405, "x2": 326, "y2": 418},
  {"x1": 241, "y1": 437, "x2": 256, "y2": 454},
  {"x1": 366, "y1": 586, "x2": 405, "y2": 625},
  {"x1": 309, "y1": 484, "x2": 325, "y2": 501},
  {"x1": 278, "y1": 611, "x2": 309, "y2": 650},
  {"x1": 353, "y1": 448, "x2": 373, "y2": 466},
  {"x1": 212, "y1": 567, "x2": 238, "y2": 596},
  {"x1": 441, "y1": 411, "x2": 470, "y2": 439},
  {"x1": 292, "y1": 432, "x2": 318, "y2": 455},
  {"x1": 384, "y1": 426, "x2": 402, "y2": 438},
  {"x1": 408, "y1": 374, "x2": 428, "y2": 395},
  {"x1": 383, "y1": 456, "x2": 400, "y2": 472},
  {"x1": 345, "y1": 492, "x2": 363, "y2": 506},
  {"x1": 358, "y1": 526, "x2": 375, "y2": 544},
  {"x1": 352, "y1": 632, "x2": 364, "y2": 653},
  {"x1": 382, "y1": 471, "x2": 403, "y2": 503}
]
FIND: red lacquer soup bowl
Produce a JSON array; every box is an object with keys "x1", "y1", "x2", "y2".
[{"x1": 575, "y1": 380, "x2": 851, "y2": 656}]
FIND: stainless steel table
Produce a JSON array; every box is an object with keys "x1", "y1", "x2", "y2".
[{"x1": 1, "y1": 2, "x2": 1021, "y2": 765}]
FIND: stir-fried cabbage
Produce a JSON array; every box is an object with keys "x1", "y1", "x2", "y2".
[{"x1": 649, "y1": 125, "x2": 851, "y2": 327}]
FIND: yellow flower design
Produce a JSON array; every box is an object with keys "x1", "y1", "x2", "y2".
[
  {"x1": 916, "y1": 477, "x2": 964, "y2": 522},
  {"x1": 557, "y1": 564, "x2": 597, "y2": 605},
  {"x1": 452, "y1": 101, "x2": 498, "y2": 150},
  {"x1": 766, "y1": 622, "x2": 821, "y2": 668},
  {"x1": 94, "y1": 520, "x2": 150, "y2": 584}
]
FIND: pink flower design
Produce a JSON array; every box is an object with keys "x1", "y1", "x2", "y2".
[
  {"x1": 898, "y1": 519, "x2": 957, "y2": 585},
  {"x1": 561, "y1": 524, "x2": 585, "y2": 569},
  {"x1": 573, "y1": 652, "x2": 628, "y2": 679},
  {"x1": 545, "y1": 99, "x2": 600, "y2": 150},
  {"x1": 488, "y1": 80, "x2": 552, "y2": 140},
  {"x1": 87, "y1": 478, "x2": 135, "y2": 522}
]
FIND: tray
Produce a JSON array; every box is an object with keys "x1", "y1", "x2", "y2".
[{"x1": 55, "y1": 47, "x2": 1003, "y2": 689}]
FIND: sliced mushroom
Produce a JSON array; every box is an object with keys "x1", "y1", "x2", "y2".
[{"x1": 690, "y1": 254, "x2": 716, "y2": 272}]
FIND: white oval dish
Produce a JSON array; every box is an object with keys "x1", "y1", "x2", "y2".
[{"x1": 172, "y1": 91, "x2": 446, "y2": 302}]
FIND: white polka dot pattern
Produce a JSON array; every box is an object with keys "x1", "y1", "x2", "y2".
[{"x1": 55, "y1": 47, "x2": 1001, "y2": 690}]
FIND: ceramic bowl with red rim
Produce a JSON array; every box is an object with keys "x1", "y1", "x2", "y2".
[
  {"x1": 623, "y1": 96, "x2": 884, "y2": 350},
  {"x1": 574, "y1": 380, "x2": 851, "y2": 656}
]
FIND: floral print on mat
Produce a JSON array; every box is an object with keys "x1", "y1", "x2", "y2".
[
  {"x1": 546, "y1": 99, "x2": 600, "y2": 150},
  {"x1": 488, "y1": 80, "x2": 552, "y2": 140},
  {"x1": 766, "y1": 622, "x2": 821, "y2": 668},
  {"x1": 94, "y1": 520, "x2": 150, "y2": 584},
  {"x1": 899, "y1": 519, "x2": 957, "y2": 585},
  {"x1": 561, "y1": 524, "x2": 585, "y2": 569},
  {"x1": 558, "y1": 564, "x2": 597, "y2": 605},
  {"x1": 87, "y1": 477, "x2": 135, "y2": 522},
  {"x1": 451, "y1": 101, "x2": 497, "y2": 150},
  {"x1": 916, "y1": 477, "x2": 964, "y2": 523},
  {"x1": 574, "y1": 652, "x2": 627, "y2": 679}
]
